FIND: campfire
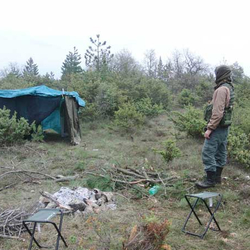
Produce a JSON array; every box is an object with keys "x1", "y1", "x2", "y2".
[{"x1": 39, "y1": 187, "x2": 116, "y2": 214}]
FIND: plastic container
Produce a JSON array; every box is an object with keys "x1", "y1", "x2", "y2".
[{"x1": 148, "y1": 185, "x2": 160, "y2": 196}]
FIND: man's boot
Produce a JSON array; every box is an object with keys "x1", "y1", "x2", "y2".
[
  {"x1": 196, "y1": 171, "x2": 216, "y2": 188},
  {"x1": 215, "y1": 167, "x2": 223, "y2": 184}
]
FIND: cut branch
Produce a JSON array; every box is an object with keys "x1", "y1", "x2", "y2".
[{"x1": 0, "y1": 170, "x2": 56, "y2": 180}]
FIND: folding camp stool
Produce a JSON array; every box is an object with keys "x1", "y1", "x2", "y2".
[
  {"x1": 23, "y1": 208, "x2": 68, "y2": 250},
  {"x1": 182, "y1": 192, "x2": 222, "y2": 239}
]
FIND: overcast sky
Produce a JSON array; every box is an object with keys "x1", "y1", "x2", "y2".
[{"x1": 0, "y1": 0, "x2": 249, "y2": 78}]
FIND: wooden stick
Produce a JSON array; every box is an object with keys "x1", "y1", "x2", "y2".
[
  {"x1": 0, "y1": 234, "x2": 25, "y2": 240},
  {"x1": 0, "y1": 182, "x2": 19, "y2": 192},
  {"x1": 39, "y1": 191, "x2": 72, "y2": 210},
  {"x1": 115, "y1": 167, "x2": 145, "y2": 179},
  {"x1": 85, "y1": 172, "x2": 151, "y2": 185},
  {"x1": 125, "y1": 167, "x2": 142, "y2": 175},
  {"x1": 0, "y1": 170, "x2": 56, "y2": 180},
  {"x1": 141, "y1": 167, "x2": 149, "y2": 180},
  {"x1": 55, "y1": 174, "x2": 79, "y2": 183}
]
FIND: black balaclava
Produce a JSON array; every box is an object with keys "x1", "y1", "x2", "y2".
[{"x1": 215, "y1": 65, "x2": 232, "y2": 85}]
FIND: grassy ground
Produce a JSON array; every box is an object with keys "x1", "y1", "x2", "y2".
[{"x1": 0, "y1": 114, "x2": 250, "y2": 250}]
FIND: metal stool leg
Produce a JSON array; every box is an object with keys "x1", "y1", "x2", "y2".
[
  {"x1": 23, "y1": 209, "x2": 68, "y2": 249},
  {"x1": 185, "y1": 196, "x2": 202, "y2": 225},
  {"x1": 54, "y1": 211, "x2": 68, "y2": 249},
  {"x1": 28, "y1": 222, "x2": 36, "y2": 250},
  {"x1": 202, "y1": 196, "x2": 222, "y2": 231},
  {"x1": 23, "y1": 221, "x2": 43, "y2": 249},
  {"x1": 182, "y1": 193, "x2": 223, "y2": 239}
]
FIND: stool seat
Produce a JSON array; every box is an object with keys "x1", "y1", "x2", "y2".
[
  {"x1": 182, "y1": 192, "x2": 222, "y2": 239},
  {"x1": 23, "y1": 209, "x2": 68, "y2": 250},
  {"x1": 25, "y1": 209, "x2": 59, "y2": 222},
  {"x1": 187, "y1": 192, "x2": 220, "y2": 199}
]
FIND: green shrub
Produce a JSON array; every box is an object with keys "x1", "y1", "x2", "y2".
[
  {"x1": 0, "y1": 107, "x2": 30, "y2": 145},
  {"x1": 114, "y1": 102, "x2": 145, "y2": 131},
  {"x1": 232, "y1": 102, "x2": 250, "y2": 136},
  {"x1": 178, "y1": 88, "x2": 197, "y2": 107},
  {"x1": 228, "y1": 127, "x2": 250, "y2": 168},
  {"x1": 134, "y1": 97, "x2": 164, "y2": 117},
  {"x1": 66, "y1": 72, "x2": 100, "y2": 104},
  {"x1": 0, "y1": 74, "x2": 35, "y2": 90},
  {"x1": 195, "y1": 81, "x2": 214, "y2": 105},
  {"x1": 136, "y1": 78, "x2": 170, "y2": 108},
  {"x1": 170, "y1": 106, "x2": 206, "y2": 138},
  {"x1": 86, "y1": 175, "x2": 114, "y2": 191},
  {"x1": 240, "y1": 208, "x2": 250, "y2": 228},
  {"x1": 154, "y1": 139, "x2": 181, "y2": 163},
  {"x1": 95, "y1": 82, "x2": 126, "y2": 117},
  {"x1": 79, "y1": 102, "x2": 100, "y2": 121},
  {"x1": 30, "y1": 123, "x2": 44, "y2": 142}
]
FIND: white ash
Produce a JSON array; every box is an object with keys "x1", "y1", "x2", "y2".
[{"x1": 39, "y1": 187, "x2": 116, "y2": 213}]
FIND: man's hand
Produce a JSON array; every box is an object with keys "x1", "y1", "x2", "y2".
[{"x1": 204, "y1": 129, "x2": 213, "y2": 139}]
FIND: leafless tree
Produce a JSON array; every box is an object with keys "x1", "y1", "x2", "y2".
[
  {"x1": 0, "y1": 63, "x2": 23, "y2": 78},
  {"x1": 143, "y1": 49, "x2": 158, "y2": 78},
  {"x1": 183, "y1": 49, "x2": 208, "y2": 75},
  {"x1": 110, "y1": 49, "x2": 141, "y2": 76}
]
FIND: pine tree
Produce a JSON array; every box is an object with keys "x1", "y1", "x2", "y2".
[
  {"x1": 22, "y1": 57, "x2": 40, "y2": 84},
  {"x1": 157, "y1": 57, "x2": 164, "y2": 79},
  {"x1": 23, "y1": 57, "x2": 39, "y2": 76},
  {"x1": 84, "y1": 34, "x2": 113, "y2": 72},
  {"x1": 61, "y1": 47, "x2": 83, "y2": 78}
]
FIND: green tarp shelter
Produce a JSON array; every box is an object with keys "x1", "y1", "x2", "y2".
[{"x1": 0, "y1": 85, "x2": 85, "y2": 145}]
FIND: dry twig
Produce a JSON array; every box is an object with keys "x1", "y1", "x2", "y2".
[{"x1": 0, "y1": 208, "x2": 30, "y2": 239}]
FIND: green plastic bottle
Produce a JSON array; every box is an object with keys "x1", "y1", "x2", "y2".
[{"x1": 149, "y1": 185, "x2": 160, "y2": 196}]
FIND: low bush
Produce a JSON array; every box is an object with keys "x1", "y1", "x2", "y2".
[
  {"x1": 79, "y1": 102, "x2": 100, "y2": 121},
  {"x1": 178, "y1": 88, "x2": 197, "y2": 107},
  {"x1": 0, "y1": 107, "x2": 30, "y2": 145},
  {"x1": 195, "y1": 80, "x2": 214, "y2": 105},
  {"x1": 232, "y1": 102, "x2": 250, "y2": 136},
  {"x1": 135, "y1": 97, "x2": 164, "y2": 117},
  {"x1": 114, "y1": 102, "x2": 145, "y2": 131},
  {"x1": 30, "y1": 123, "x2": 44, "y2": 142},
  {"x1": 95, "y1": 82, "x2": 126, "y2": 117},
  {"x1": 227, "y1": 127, "x2": 250, "y2": 168},
  {"x1": 154, "y1": 139, "x2": 181, "y2": 163},
  {"x1": 136, "y1": 78, "x2": 170, "y2": 109},
  {"x1": 0, "y1": 107, "x2": 44, "y2": 145},
  {"x1": 170, "y1": 106, "x2": 206, "y2": 138}
]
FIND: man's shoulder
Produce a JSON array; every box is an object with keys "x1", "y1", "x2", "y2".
[{"x1": 215, "y1": 85, "x2": 230, "y2": 94}]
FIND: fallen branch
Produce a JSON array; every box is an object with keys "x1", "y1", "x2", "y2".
[
  {"x1": 0, "y1": 182, "x2": 19, "y2": 192},
  {"x1": 39, "y1": 191, "x2": 72, "y2": 211},
  {"x1": 116, "y1": 167, "x2": 145, "y2": 179},
  {"x1": 85, "y1": 172, "x2": 176, "y2": 186},
  {"x1": 0, "y1": 234, "x2": 25, "y2": 240},
  {"x1": 55, "y1": 174, "x2": 79, "y2": 183},
  {"x1": 0, "y1": 209, "x2": 30, "y2": 238},
  {"x1": 85, "y1": 172, "x2": 147, "y2": 185},
  {"x1": 0, "y1": 170, "x2": 56, "y2": 180}
]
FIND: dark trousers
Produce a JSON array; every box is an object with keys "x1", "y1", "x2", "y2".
[{"x1": 202, "y1": 127, "x2": 229, "y2": 172}]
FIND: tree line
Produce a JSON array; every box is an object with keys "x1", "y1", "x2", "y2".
[
  {"x1": 0, "y1": 34, "x2": 249, "y2": 122},
  {"x1": 1, "y1": 34, "x2": 248, "y2": 88},
  {"x1": 1, "y1": 35, "x2": 250, "y2": 169}
]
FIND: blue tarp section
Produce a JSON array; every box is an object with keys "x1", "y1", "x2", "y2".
[
  {"x1": 0, "y1": 95, "x2": 62, "y2": 124},
  {"x1": 0, "y1": 86, "x2": 85, "y2": 135},
  {"x1": 41, "y1": 106, "x2": 62, "y2": 134},
  {"x1": 0, "y1": 85, "x2": 85, "y2": 107}
]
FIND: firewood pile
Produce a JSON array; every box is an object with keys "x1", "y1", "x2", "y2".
[
  {"x1": 39, "y1": 187, "x2": 116, "y2": 214},
  {"x1": 86, "y1": 165, "x2": 179, "y2": 194},
  {"x1": 0, "y1": 208, "x2": 30, "y2": 239}
]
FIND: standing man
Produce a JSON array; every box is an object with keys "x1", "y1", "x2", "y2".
[{"x1": 196, "y1": 65, "x2": 234, "y2": 188}]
